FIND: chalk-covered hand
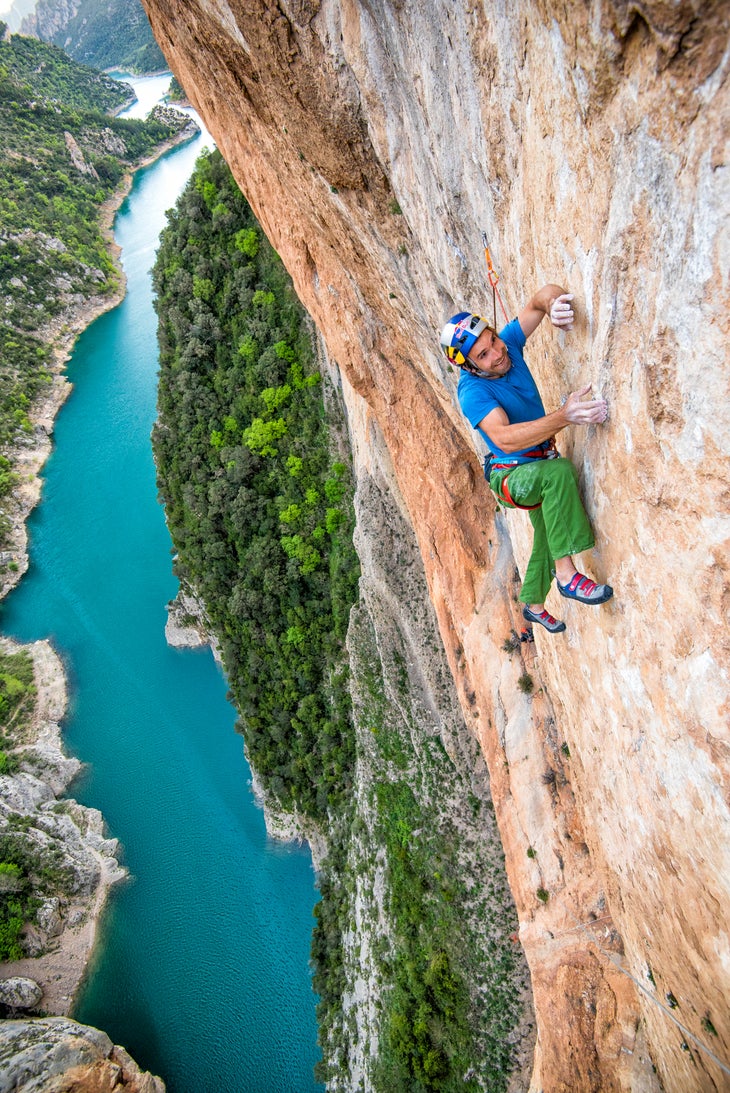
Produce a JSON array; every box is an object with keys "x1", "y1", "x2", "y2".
[
  {"x1": 563, "y1": 384, "x2": 608, "y2": 426},
  {"x1": 550, "y1": 293, "x2": 575, "y2": 329}
]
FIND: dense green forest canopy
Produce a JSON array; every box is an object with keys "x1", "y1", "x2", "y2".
[
  {"x1": 29, "y1": 0, "x2": 166, "y2": 74},
  {"x1": 0, "y1": 29, "x2": 190, "y2": 543},
  {"x1": 153, "y1": 149, "x2": 360, "y2": 823}
]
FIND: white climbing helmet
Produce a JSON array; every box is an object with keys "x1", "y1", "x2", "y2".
[{"x1": 440, "y1": 311, "x2": 491, "y2": 367}]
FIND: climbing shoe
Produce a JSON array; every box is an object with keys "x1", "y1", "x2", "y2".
[
  {"x1": 556, "y1": 571, "x2": 613, "y2": 605},
  {"x1": 522, "y1": 606, "x2": 566, "y2": 633}
]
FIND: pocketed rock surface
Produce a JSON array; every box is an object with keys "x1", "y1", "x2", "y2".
[{"x1": 139, "y1": 2, "x2": 730, "y2": 1090}]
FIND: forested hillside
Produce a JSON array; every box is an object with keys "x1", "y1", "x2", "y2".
[
  {"x1": 24, "y1": 0, "x2": 166, "y2": 73},
  {"x1": 153, "y1": 150, "x2": 360, "y2": 824},
  {"x1": 0, "y1": 28, "x2": 190, "y2": 547}
]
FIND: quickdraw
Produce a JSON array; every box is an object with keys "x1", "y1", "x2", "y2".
[{"x1": 481, "y1": 230, "x2": 510, "y2": 330}]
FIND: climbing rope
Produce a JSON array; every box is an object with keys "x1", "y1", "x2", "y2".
[
  {"x1": 481, "y1": 230, "x2": 510, "y2": 329},
  {"x1": 559, "y1": 914, "x2": 730, "y2": 1079}
]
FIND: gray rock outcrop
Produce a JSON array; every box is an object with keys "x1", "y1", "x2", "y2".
[
  {"x1": 0, "y1": 1018, "x2": 166, "y2": 1092},
  {"x1": 0, "y1": 978, "x2": 42, "y2": 1011}
]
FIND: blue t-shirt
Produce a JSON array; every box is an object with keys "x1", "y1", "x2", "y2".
[{"x1": 457, "y1": 318, "x2": 545, "y2": 461}]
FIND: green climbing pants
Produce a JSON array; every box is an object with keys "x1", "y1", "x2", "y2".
[{"x1": 490, "y1": 458, "x2": 595, "y2": 605}]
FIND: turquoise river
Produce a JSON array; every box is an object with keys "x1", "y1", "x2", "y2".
[{"x1": 0, "y1": 78, "x2": 322, "y2": 1092}]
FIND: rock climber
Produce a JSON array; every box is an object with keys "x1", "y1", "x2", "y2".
[{"x1": 440, "y1": 286, "x2": 613, "y2": 634}]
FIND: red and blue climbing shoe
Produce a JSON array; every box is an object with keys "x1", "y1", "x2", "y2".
[
  {"x1": 522, "y1": 606, "x2": 566, "y2": 633},
  {"x1": 556, "y1": 571, "x2": 613, "y2": 605}
]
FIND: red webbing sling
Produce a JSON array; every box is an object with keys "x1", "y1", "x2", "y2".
[
  {"x1": 490, "y1": 439, "x2": 558, "y2": 511},
  {"x1": 498, "y1": 474, "x2": 542, "y2": 510}
]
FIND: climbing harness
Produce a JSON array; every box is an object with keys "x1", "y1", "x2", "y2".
[
  {"x1": 483, "y1": 439, "x2": 559, "y2": 511},
  {"x1": 497, "y1": 472, "x2": 542, "y2": 511},
  {"x1": 481, "y1": 231, "x2": 509, "y2": 330}
]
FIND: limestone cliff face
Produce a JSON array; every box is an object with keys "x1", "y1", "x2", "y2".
[
  {"x1": 21, "y1": 0, "x2": 79, "y2": 39},
  {"x1": 140, "y1": 2, "x2": 729, "y2": 1089}
]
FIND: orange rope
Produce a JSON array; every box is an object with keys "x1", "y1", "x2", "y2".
[{"x1": 482, "y1": 231, "x2": 509, "y2": 327}]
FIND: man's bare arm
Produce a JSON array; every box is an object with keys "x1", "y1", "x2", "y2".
[
  {"x1": 517, "y1": 284, "x2": 574, "y2": 339},
  {"x1": 479, "y1": 386, "x2": 608, "y2": 454}
]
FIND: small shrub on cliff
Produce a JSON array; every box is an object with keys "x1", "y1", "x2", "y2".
[
  {"x1": 517, "y1": 672, "x2": 534, "y2": 694},
  {"x1": 701, "y1": 1014, "x2": 717, "y2": 1037},
  {"x1": 0, "y1": 752, "x2": 19, "y2": 775},
  {"x1": 0, "y1": 847, "x2": 35, "y2": 960}
]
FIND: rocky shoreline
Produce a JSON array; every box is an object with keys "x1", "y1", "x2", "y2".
[
  {"x1": 0, "y1": 637, "x2": 127, "y2": 1017},
  {"x1": 164, "y1": 586, "x2": 217, "y2": 656},
  {"x1": 0, "y1": 119, "x2": 199, "y2": 1023}
]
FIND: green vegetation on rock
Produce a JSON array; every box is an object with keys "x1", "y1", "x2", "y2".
[
  {"x1": 0, "y1": 31, "x2": 132, "y2": 111},
  {"x1": 0, "y1": 648, "x2": 36, "y2": 736},
  {"x1": 0, "y1": 831, "x2": 74, "y2": 961},
  {"x1": 166, "y1": 76, "x2": 187, "y2": 103},
  {"x1": 0, "y1": 648, "x2": 79, "y2": 963},
  {"x1": 311, "y1": 596, "x2": 528, "y2": 1092}
]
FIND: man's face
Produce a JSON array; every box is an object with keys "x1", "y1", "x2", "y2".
[{"x1": 468, "y1": 328, "x2": 511, "y2": 377}]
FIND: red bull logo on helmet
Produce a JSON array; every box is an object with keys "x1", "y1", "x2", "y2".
[{"x1": 439, "y1": 312, "x2": 490, "y2": 367}]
